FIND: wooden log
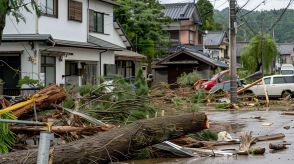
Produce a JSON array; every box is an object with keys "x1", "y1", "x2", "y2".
[
  {"x1": 0, "y1": 113, "x2": 208, "y2": 164},
  {"x1": 269, "y1": 143, "x2": 287, "y2": 150},
  {"x1": 254, "y1": 133, "x2": 285, "y2": 142},
  {"x1": 9, "y1": 125, "x2": 115, "y2": 135},
  {"x1": 237, "y1": 78, "x2": 262, "y2": 94},
  {"x1": 281, "y1": 112, "x2": 294, "y2": 115},
  {"x1": 11, "y1": 85, "x2": 66, "y2": 117}
]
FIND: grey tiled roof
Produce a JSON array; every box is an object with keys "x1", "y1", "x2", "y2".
[
  {"x1": 168, "y1": 44, "x2": 203, "y2": 54},
  {"x1": 2, "y1": 34, "x2": 124, "y2": 50},
  {"x1": 2, "y1": 34, "x2": 54, "y2": 43},
  {"x1": 162, "y1": 3, "x2": 201, "y2": 23},
  {"x1": 99, "y1": 0, "x2": 119, "y2": 6},
  {"x1": 55, "y1": 39, "x2": 103, "y2": 49},
  {"x1": 88, "y1": 35, "x2": 124, "y2": 50},
  {"x1": 157, "y1": 47, "x2": 228, "y2": 68},
  {"x1": 204, "y1": 31, "x2": 227, "y2": 46},
  {"x1": 277, "y1": 43, "x2": 294, "y2": 55}
]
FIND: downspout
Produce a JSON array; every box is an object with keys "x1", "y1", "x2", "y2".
[
  {"x1": 99, "y1": 49, "x2": 108, "y2": 79},
  {"x1": 87, "y1": 0, "x2": 89, "y2": 40}
]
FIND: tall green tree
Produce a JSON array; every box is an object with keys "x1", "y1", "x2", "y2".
[
  {"x1": 0, "y1": 0, "x2": 40, "y2": 44},
  {"x1": 114, "y1": 0, "x2": 170, "y2": 57},
  {"x1": 196, "y1": 0, "x2": 218, "y2": 30},
  {"x1": 241, "y1": 33, "x2": 278, "y2": 73}
]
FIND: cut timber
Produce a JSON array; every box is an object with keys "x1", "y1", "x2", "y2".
[
  {"x1": 254, "y1": 133, "x2": 285, "y2": 142},
  {"x1": 12, "y1": 85, "x2": 66, "y2": 117},
  {"x1": 0, "y1": 113, "x2": 208, "y2": 164},
  {"x1": 10, "y1": 125, "x2": 115, "y2": 135},
  {"x1": 281, "y1": 112, "x2": 294, "y2": 115},
  {"x1": 262, "y1": 78, "x2": 269, "y2": 107},
  {"x1": 269, "y1": 143, "x2": 287, "y2": 150},
  {"x1": 237, "y1": 78, "x2": 262, "y2": 94}
]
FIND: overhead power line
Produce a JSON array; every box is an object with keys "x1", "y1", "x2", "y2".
[
  {"x1": 239, "y1": 0, "x2": 265, "y2": 18},
  {"x1": 236, "y1": 0, "x2": 250, "y2": 12},
  {"x1": 267, "y1": 0, "x2": 294, "y2": 32}
]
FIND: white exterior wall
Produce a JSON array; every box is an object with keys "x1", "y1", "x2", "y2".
[
  {"x1": 38, "y1": 0, "x2": 88, "y2": 42},
  {"x1": 89, "y1": 0, "x2": 126, "y2": 48},
  {"x1": 4, "y1": 0, "x2": 37, "y2": 34},
  {"x1": 39, "y1": 45, "x2": 114, "y2": 85},
  {"x1": 2, "y1": 0, "x2": 126, "y2": 88},
  {"x1": 0, "y1": 42, "x2": 40, "y2": 81}
]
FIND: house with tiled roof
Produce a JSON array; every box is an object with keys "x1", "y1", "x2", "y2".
[
  {"x1": 203, "y1": 31, "x2": 229, "y2": 60},
  {"x1": 0, "y1": 0, "x2": 134, "y2": 95},
  {"x1": 162, "y1": 3, "x2": 203, "y2": 46}
]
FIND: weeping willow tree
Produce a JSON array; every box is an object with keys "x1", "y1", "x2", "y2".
[{"x1": 240, "y1": 33, "x2": 278, "y2": 73}]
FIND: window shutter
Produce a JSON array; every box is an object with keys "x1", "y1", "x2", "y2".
[
  {"x1": 68, "y1": 0, "x2": 82, "y2": 22},
  {"x1": 89, "y1": 10, "x2": 94, "y2": 32}
]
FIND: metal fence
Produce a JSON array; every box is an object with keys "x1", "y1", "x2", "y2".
[{"x1": 3, "y1": 88, "x2": 40, "y2": 96}]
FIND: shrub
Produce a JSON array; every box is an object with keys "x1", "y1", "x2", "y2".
[{"x1": 177, "y1": 71, "x2": 202, "y2": 86}]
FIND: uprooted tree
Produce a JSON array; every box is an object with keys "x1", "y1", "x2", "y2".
[{"x1": 0, "y1": 113, "x2": 208, "y2": 164}]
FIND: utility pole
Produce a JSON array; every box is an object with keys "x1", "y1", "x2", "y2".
[
  {"x1": 229, "y1": 0, "x2": 237, "y2": 104},
  {"x1": 260, "y1": 13, "x2": 264, "y2": 76}
]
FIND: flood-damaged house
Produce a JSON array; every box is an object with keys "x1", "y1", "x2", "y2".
[
  {"x1": 152, "y1": 2, "x2": 227, "y2": 85},
  {"x1": 0, "y1": 0, "x2": 145, "y2": 95}
]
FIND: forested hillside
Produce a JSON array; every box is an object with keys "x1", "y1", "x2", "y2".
[{"x1": 214, "y1": 8, "x2": 294, "y2": 43}]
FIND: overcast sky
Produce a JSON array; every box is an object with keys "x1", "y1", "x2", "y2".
[{"x1": 160, "y1": 0, "x2": 294, "y2": 11}]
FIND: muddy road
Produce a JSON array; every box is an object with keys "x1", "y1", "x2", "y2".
[{"x1": 128, "y1": 111, "x2": 294, "y2": 164}]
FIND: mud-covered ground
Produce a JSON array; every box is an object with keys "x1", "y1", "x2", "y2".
[{"x1": 128, "y1": 111, "x2": 294, "y2": 164}]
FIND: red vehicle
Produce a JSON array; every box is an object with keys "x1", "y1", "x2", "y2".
[{"x1": 202, "y1": 70, "x2": 230, "y2": 91}]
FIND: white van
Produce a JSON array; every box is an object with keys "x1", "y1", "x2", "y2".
[
  {"x1": 244, "y1": 75, "x2": 294, "y2": 98},
  {"x1": 281, "y1": 64, "x2": 294, "y2": 75}
]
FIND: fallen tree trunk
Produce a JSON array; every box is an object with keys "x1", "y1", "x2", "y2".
[
  {"x1": 281, "y1": 112, "x2": 294, "y2": 115},
  {"x1": 254, "y1": 133, "x2": 285, "y2": 142},
  {"x1": 0, "y1": 113, "x2": 208, "y2": 164},
  {"x1": 10, "y1": 125, "x2": 115, "y2": 135},
  {"x1": 12, "y1": 85, "x2": 66, "y2": 117}
]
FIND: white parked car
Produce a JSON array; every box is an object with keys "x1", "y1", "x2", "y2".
[{"x1": 244, "y1": 75, "x2": 294, "y2": 98}]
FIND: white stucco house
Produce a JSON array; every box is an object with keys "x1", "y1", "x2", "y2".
[{"x1": 0, "y1": 0, "x2": 132, "y2": 95}]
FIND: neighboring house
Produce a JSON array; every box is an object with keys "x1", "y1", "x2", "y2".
[
  {"x1": 203, "y1": 31, "x2": 229, "y2": 60},
  {"x1": 162, "y1": 3, "x2": 202, "y2": 47},
  {"x1": 152, "y1": 47, "x2": 228, "y2": 85},
  {"x1": 0, "y1": 0, "x2": 133, "y2": 95},
  {"x1": 104, "y1": 50, "x2": 146, "y2": 79},
  {"x1": 277, "y1": 43, "x2": 294, "y2": 69}
]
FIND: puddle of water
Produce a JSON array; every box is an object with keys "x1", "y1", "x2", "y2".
[{"x1": 125, "y1": 111, "x2": 294, "y2": 164}]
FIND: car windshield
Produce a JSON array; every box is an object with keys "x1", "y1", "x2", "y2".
[
  {"x1": 281, "y1": 70, "x2": 294, "y2": 75},
  {"x1": 211, "y1": 70, "x2": 229, "y2": 81}
]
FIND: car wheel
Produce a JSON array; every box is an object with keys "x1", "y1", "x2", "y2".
[{"x1": 281, "y1": 91, "x2": 291, "y2": 98}]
